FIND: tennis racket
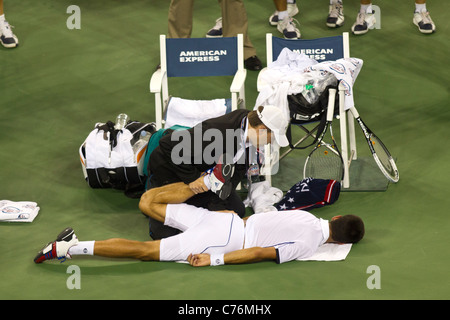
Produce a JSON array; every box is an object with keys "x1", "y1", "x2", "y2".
[
  {"x1": 303, "y1": 89, "x2": 344, "y2": 182},
  {"x1": 349, "y1": 106, "x2": 399, "y2": 183}
]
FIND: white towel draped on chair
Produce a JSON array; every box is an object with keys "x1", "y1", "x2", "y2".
[
  {"x1": 164, "y1": 97, "x2": 231, "y2": 128},
  {"x1": 255, "y1": 48, "x2": 363, "y2": 116}
]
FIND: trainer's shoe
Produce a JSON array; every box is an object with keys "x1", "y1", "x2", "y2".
[
  {"x1": 327, "y1": 2, "x2": 345, "y2": 28},
  {"x1": 208, "y1": 155, "x2": 235, "y2": 200},
  {"x1": 206, "y1": 17, "x2": 223, "y2": 38},
  {"x1": 351, "y1": 10, "x2": 376, "y2": 35},
  {"x1": 244, "y1": 55, "x2": 262, "y2": 71},
  {"x1": 413, "y1": 11, "x2": 436, "y2": 34},
  {"x1": 34, "y1": 227, "x2": 79, "y2": 263},
  {"x1": 269, "y1": 2, "x2": 299, "y2": 26},
  {"x1": 0, "y1": 20, "x2": 19, "y2": 48},
  {"x1": 277, "y1": 16, "x2": 301, "y2": 39}
]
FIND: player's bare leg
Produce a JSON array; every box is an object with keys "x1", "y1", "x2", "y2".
[
  {"x1": 93, "y1": 238, "x2": 161, "y2": 261},
  {"x1": 139, "y1": 182, "x2": 195, "y2": 222}
]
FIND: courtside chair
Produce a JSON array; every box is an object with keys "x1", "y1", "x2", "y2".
[
  {"x1": 150, "y1": 34, "x2": 247, "y2": 130},
  {"x1": 259, "y1": 32, "x2": 357, "y2": 189}
]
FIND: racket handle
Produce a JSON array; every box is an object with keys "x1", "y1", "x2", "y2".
[{"x1": 350, "y1": 106, "x2": 360, "y2": 119}]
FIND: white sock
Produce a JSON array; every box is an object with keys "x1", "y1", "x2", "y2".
[
  {"x1": 360, "y1": 4, "x2": 373, "y2": 14},
  {"x1": 68, "y1": 241, "x2": 95, "y2": 256},
  {"x1": 278, "y1": 10, "x2": 289, "y2": 20},
  {"x1": 0, "y1": 14, "x2": 5, "y2": 24},
  {"x1": 287, "y1": 0, "x2": 295, "y2": 4},
  {"x1": 415, "y1": 3, "x2": 426, "y2": 13}
]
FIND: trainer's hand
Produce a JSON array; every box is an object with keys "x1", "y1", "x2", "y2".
[
  {"x1": 188, "y1": 177, "x2": 209, "y2": 194},
  {"x1": 187, "y1": 253, "x2": 211, "y2": 267}
]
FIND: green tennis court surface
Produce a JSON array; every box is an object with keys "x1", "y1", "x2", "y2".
[{"x1": 1, "y1": 0, "x2": 449, "y2": 300}]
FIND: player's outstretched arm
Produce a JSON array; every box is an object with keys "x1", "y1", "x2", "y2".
[{"x1": 187, "y1": 247, "x2": 277, "y2": 267}]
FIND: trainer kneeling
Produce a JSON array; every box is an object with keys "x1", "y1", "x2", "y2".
[{"x1": 146, "y1": 105, "x2": 289, "y2": 240}]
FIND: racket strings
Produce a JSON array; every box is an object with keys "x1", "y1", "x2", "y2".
[
  {"x1": 304, "y1": 143, "x2": 344, "y2": 181},
  {"x1": 370, "y1": 136, "x2": 394, "y2": 173}
]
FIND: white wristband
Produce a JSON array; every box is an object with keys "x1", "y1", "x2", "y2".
[{"x1": 210, "y1": 254, "x2": 225, "y2": 266}]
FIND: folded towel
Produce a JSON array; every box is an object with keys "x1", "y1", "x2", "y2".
[
  {"x1": 165, "y1": 97, "x2": 230, "y2": 128},
  {"x1": 243, "y1": 181, "x2": 284, "y2": 214},
  {"x1": 0, "y1": 200, "x2": 40, "y2": 222},
  {"x1": 298, "y1": 243, "x2": 352, "y2": 261}
]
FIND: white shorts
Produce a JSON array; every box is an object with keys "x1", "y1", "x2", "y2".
[{"x1": 159, "y1": 203, "x2": 245, "y2": 262}]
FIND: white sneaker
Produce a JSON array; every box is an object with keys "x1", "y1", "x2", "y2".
[
  {"x1": 351, "y1": 11, "x2": 376, "y2": 35},
  {"x1": 269, "y1": 3, "x2": 299, "y2": 26},
  {"x1": 0, "y1": 20, "x2": 19, "y2": 48},
  {"x1": 277, "y1": 16, "x2": 301, "y2": 39},
  {"x1": 413, "y1": 11, "x2": 436, "y2": 34},
  {"x1": 206, "y1": 17, "x2": 223, "y2": 38},
  {"x1": 34, "y1": 227, "x2": 79, "y2": 263},
  {"x1": 327, "y1": 2, "x2": 345, "y2": 28}
]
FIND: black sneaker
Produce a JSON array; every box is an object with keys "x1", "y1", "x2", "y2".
[{"x1": 244, "y1": 56, "x2": 262, "y2": 71}]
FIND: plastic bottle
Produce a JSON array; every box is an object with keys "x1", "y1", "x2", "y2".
[
  {"x1": 114, "y1": 113, "x2": 129, "y2": 130},
  {"x1": 132, "y1": 130, "x2": 151, "y2": 155},
  {"x1": 301, "y1": 80, "x2": 319, "y2": 104}
]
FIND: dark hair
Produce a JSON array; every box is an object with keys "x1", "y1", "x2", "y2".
[
  {"x1": 330, "y1": 215, "x2": 365, "y2": 243},
  {"x1": 248, "y1": 106, "x2": 265, "y2": 128}
]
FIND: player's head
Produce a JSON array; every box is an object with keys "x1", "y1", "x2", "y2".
[
  {"x1": 247, "y1": 106, "x2": 289, "y2": 148},
  {"x1": 330, "y1": 215, "x2": 365, "y2": 244}
]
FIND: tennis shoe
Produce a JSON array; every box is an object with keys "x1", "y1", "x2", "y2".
[
  {"x1": 327, "y1": 2, "x2": 345, "y2": 28},
  {"x1": 208, "y1": 155, "x2": 235, "y2": 200},
  {"x1": 277, "y1": 16, "x2": 301, "y2": 39},
  {"x1": 351, "y1": 10, "x2": 376, "y2": 35},
  {"x1": 0, "y1": 20, "x2": 19, "y2": 48},
  {"x1": 269, "y1": 2, "x2": 299, "y2": 26},
  {"x1": 34, "y1": 227, "x2": 79, "y2": 263},
  {"x1": 413, "y1": 11, "x2": 435, "y2": 34},
  {"x1": 206, "y1": 17, "x2": 223, "y2": 38}
]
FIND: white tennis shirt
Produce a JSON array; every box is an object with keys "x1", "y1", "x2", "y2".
[{"x1": 244, "y1": 210, "x2": 329, "y2": 263}]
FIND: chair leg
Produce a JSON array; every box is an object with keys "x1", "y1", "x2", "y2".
[
  {"x1": 338, "y1": 85, "x2": 350, "y2": 188},
  {"x1": 154, "y1": 92, "x2": 163, "y2": 130}
]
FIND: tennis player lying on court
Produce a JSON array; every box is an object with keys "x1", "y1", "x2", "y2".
[{"x1": 34, "y1": 182, "x2": 364, "y2": 266}]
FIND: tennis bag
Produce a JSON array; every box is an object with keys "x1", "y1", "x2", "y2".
[
  {"x1": 286, "y1": 84, "x2": 339, "y2": 149},
  {"x1": 79, "y1": 120, "x2": 156, "y2": 195},
  {"x1": 275, "y1": 177, "x2": 341, "y2": 211}
]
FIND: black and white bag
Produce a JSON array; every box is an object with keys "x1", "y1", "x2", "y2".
[{"x1": 79, "y1": 120, "x2": 156, "y2": 195}]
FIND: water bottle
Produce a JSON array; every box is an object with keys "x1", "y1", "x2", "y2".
[
  {"x1": 301, "y1": 81, "x2": 319, "y2": 104},
  {"x1": 132, "y1": 130, "x2": 151, "y2": 155},
  {"x1": 114, "y1": 113, "x2": 128, "y2": 130}
]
